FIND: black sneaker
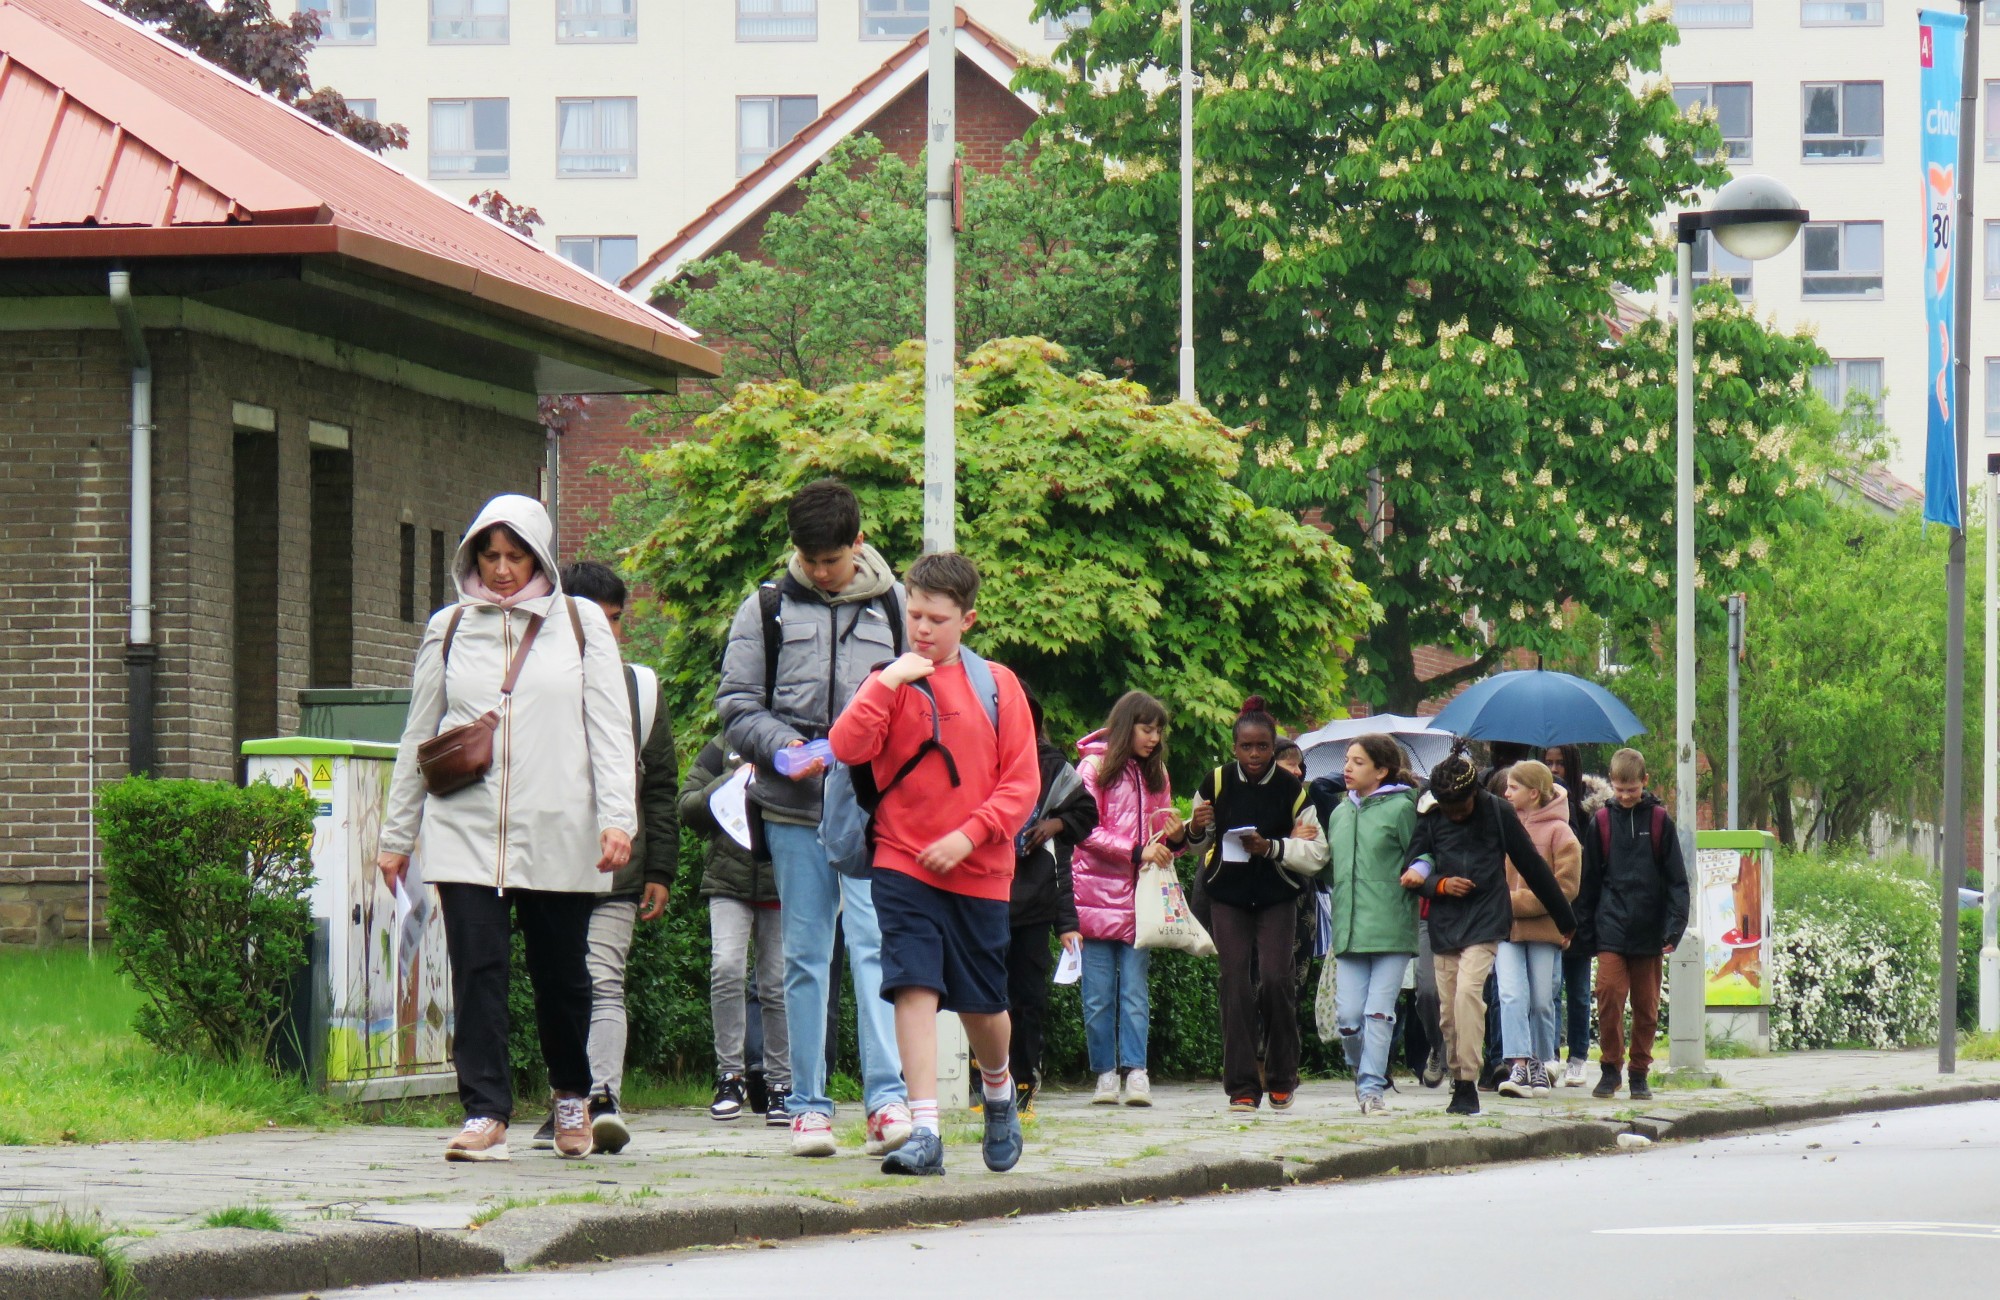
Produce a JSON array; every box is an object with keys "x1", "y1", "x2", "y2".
[
  {"x1": 589, "y1": 1094, "x2": 629, "y2": 1155},
  {"x1": 531, "y1": 1113, "x2": 555, "y2": 1150},
  {"x1": 711, "y1": 1073, "x2": 747, "y2": 1122},
  {"x1": 1445, "y1": 1080, "x2": 1480, "y2": 1116},
  {"x1": 745, "y1": 1070, "x2": 769, "y2": 1115},
  {"x1": 1497, "y1": 1061, "x2": 1531, "y2": 1098},
  {"x1": 1628, "y1": 1068, "x2": 1652, "y2": 1101},
  {"x1": 1593, "y1": 1064, "x2": 1622, "y2": 1099},
  {"x1": 764, "y1": 1092, "x2": 791, "y2": 1128}
]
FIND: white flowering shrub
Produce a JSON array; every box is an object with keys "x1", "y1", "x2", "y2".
[{"x1": 1770, "y1": 852, "x2": 1938, "y2": 1051}]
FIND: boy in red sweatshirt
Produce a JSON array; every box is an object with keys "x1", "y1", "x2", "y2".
[{"x1": 829, "y1": 552, "x2": 1040, "y2": 1176}]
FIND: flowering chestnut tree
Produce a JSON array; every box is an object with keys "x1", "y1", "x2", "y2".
[{"x1": 1023, "y1": 0, "x2": 1837, "y2": 711}]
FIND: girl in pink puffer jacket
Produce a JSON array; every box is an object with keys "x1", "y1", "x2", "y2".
[{"x1": 1074, "y1": 691, "x2": 1184, "y2": 1107}]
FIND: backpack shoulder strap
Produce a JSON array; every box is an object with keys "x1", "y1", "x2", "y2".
[
  {"x1": 758, "y1": 583, "x2": 783, "y2": 704},
  {"x1": 879, "y1": 588, "x2": 905, "y2": 656},
  {"x1": 1650, "y1": 804, "x2": 1669, "y2": 868},
  {"x1": 441, "y1": 606, "x2": 466, "y2": 671},
  {"x1": 624, "y1": 664, "x2": 643, "y2": 754},
  {"x1": 958, "y1": 648, "x2": 1000, "y2": 731},
  {"x1": 1595, "y1": 805, "x2": 1612, "y2": 860},
  {"x1": 565, "y1": 595, "x2": 585, "y2": 654}
]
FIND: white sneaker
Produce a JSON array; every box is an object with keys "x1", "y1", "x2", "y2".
[
  {"x1": 1122, "y1": 1068, "x2": 1153, "y2": 1107},
  {"x1": 790, "y1": 1110, "x2": 837, "y2": 1158},
  {"x1": 1563, "y1": 1058, "x2": 1589, "y2": 1087},
  {"x1": 863, "y1": 1102, "x2": 912, "y2": 1156},
  {"x1": 1358, "y1": 1093, "x2": 1390, "y2": 1116},
  {"x1": 1093, "y1": 1070, "x2": 1121, "y2": 1104}
]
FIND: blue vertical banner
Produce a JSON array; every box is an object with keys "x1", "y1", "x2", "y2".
[{"x1": 1920, "y1": 11, "x2": 1967, "y2": 530}]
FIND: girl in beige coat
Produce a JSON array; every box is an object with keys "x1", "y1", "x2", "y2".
[
  {"x1": 1495, "y1": 760, "x2": 1581, "y2": 1098},
  {"x1": 379, "y1": 494, "x2": 635, "y2": 1162}
]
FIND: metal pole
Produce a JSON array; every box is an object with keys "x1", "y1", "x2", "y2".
[
  {"x1": 1727, "y1": 593, "x2": 1744, "y2": 831},
  {"x1": 1941, "y1": 0, "x2": 1980, "y2": 1073},
  {"x1": 1178, "y1": 0, "x2": 1195, "y2": 405},
  {"x1": 1983, "y1": 457, "x2": 1998, "y2": 1034},
  {"x1": 921, "y1": 7, "x2": 956, "y2": 553},
  {"x1": 1670, "y1": 232, "x2": 1704, "y2": 1073}
]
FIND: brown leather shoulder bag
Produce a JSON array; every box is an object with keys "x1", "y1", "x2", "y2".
[{"x1": 417, "y1": 609, "x2": 544, "y2": 797}]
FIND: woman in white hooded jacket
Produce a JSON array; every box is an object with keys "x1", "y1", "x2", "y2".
[{"x1": 378, "y1": 494, "x2": 636, "y2": 1162}]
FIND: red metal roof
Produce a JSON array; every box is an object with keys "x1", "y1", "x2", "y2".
[
  {"x1": 621, "y1": 8, "x2": 1026, "y2": 294},
  {"x1": 0, "y1": 0, "x2": 717, "y2": 380}
]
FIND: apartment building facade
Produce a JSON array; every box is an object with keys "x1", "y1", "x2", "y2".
[{"x1": 300, "y1": 1, "x2": 1074, "y2": 286}]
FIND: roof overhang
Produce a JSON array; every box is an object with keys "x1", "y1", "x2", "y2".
[{"x1": 0, "y1": 225, "x2": 719, "y2": 391}]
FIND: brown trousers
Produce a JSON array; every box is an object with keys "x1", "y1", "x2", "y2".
[
  {"x1": 1433, "y1": 941, "x2": 1498, "y2": 1084},
  {"x1": 1595, "y1": 952, "x2": 1663, "y2": 1072},
  {"x1": 1211, "y1": 899, "x2": 1300, "y2": 1101}
]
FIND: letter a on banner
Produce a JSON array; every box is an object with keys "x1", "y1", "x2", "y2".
[{"x1": 1920, "y1": 10, "x2": 1967, "y2": 530}]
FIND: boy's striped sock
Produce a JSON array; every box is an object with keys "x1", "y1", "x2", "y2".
[
  {"x1": 910, "y1": 1099, "x2": 940, "y2": 1136},
  {"x1": 980, "y1": 1059, "x2": 1013, "y2": 1104}
]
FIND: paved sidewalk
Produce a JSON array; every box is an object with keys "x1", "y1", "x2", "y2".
[{"x1": 2, "y1": 1051, "x2": 1997, "y2": 1299}]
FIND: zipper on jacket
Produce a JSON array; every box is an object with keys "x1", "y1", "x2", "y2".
[{"x1": 495, "y1": 610, "x2": 512, "y2": 892}]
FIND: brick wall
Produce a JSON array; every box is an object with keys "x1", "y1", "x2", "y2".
[
  {"x1": 557, "y1": 59, "x2": 1037, "y2": 561},
  {"x1": 0, "y1": 326, "x2": 543, "y2": 946}
]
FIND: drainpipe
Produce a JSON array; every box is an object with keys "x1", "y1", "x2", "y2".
[{"x1": 108, "y1": 271, "x2": 156, "y2": 778}]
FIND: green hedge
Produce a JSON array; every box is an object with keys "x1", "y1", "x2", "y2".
[{"x1": 1771, "y1": 850, "x2": 1940, "y2": 1050}]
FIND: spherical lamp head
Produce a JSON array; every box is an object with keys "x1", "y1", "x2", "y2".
[{"x1": 1710, "y1": 174, "x2": 1808, "y2": 261}]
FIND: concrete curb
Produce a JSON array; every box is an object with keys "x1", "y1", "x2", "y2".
[{"x1": 5, "y1": 1084, "x2": 1996, "y2": 1298}]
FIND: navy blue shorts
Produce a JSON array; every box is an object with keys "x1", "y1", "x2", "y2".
[{"x1": 871, "y1": 868, "x2": 1011, "y2": 1015}]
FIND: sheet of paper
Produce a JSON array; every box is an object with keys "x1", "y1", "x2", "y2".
[
  {"x1": 1053, "y1": 943, "x2": 1083, "y2": 985},
  {"x1": 710, "y1": 763, "x2": 756, "y2": 851},
  {"x1": 1221, "y1": 826, "x2": 1259, "y2": 863}
]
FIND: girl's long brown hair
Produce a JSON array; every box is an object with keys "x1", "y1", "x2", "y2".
[{"x1": 1100, "y1": 691, "x2": 1170, "y2": 793}]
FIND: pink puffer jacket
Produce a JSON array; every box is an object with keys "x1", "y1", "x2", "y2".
[{"x1": 1072, "y1": 728, "x2": 1179, "y2": 944}]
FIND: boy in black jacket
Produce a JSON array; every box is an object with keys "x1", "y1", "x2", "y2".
[
  {"x1": 1401, "y1": 744, "x2": 1576, "y2": 1115},
  {"x1": 1007, "y1": 694, "x2": 1095, "y2": 1114},
  {"x1": 1578, "y1": 748, "x2": 1688, "y2": 1102}
]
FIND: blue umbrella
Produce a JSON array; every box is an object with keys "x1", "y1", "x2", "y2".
[{"x1": 1428, "y1": 669, "x2": 1647, "y2": 748}]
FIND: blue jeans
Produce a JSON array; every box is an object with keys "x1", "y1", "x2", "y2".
[
  {"x1": 1496, "y1": 940, "x2": 1561, "y2": 1062},
  {"x1": 1081, "y1": 938, "x2": 1150, "y2": 1073},
  {"x1": 1559, "y1": 946, "x2": 1593, "y2": 1060},
  {"x1": 1335, "y1": 952, "x2": 1409, "y2": 1100},
  {"x1": 765, "y1": 822, "x2": 905, "y2": 1117}
]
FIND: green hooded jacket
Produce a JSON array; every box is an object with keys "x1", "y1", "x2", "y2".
[{"x1": 1325, "y1": 785, "x2": 1420, "y2": 956}]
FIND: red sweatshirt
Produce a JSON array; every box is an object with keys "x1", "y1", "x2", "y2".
[{"x1": 828, "y1": 656, "x2": 1040, "y2": 901}]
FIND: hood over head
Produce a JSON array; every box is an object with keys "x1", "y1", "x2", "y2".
[
  {"x1": 454, "y1": 494, "x2": 561, "y2": 609},
  {"x1": 1076, "y1": 727, "x2": 1109, "y2": 759}
]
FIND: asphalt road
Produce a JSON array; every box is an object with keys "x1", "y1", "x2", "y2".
[{"x1": 330, "y1": 1101, "x2": 2000, "y2": 1298}]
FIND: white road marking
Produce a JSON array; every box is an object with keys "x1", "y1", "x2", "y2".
[{"x1": 1600, "y1": 1222, "x2": 2000, "y2": 1240}]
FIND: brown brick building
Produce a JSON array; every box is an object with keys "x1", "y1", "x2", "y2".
[
  {"x1": 552, "y1": 15, "x2": 1038, "y2": 557},
  {"x1": 0, "y1": 0, "x2": 717, "y2": 946}
]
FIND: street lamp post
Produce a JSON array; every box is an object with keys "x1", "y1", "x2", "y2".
[
  {"x1": 1178, "y1": 0, "x2": 1195, "y2": 405},
  {"x1": 1670, "y1": 175, "x2": 1809, "y2": 1075}
]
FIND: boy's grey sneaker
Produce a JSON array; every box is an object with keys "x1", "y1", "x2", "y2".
[
  {"x1": 589, "y1": 1095, "x2": 629, "y2": 1155},
  {"x1": 881, "y1": 1127, "x2": 945, "y2": 1176},
  {"x1": 1628, "y1": 1068, "x2": 1652, "y2": 1101},
  {"x1": 531, "y1": 1114, "x2": 555, "y2": 1150},
  {"x1": 1421, "y1": 1051, "x2": 1447, "y2": 1089},
  {"x1": 1593, "y1": 1063, "x2": 1622, "y2": 1099},
  {"x1": 981, "y1": 1092, "x2": 1024, "y2": 1172},
  {"x1": 764, "y1": 1093, "x2": 792, "y2": 1128}
]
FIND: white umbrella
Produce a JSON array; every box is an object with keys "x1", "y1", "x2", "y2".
[{"x1": 1294, "y1": 714, "x2": 1457, "y2": 781}]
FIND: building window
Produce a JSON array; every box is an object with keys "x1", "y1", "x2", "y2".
[
  {"x1": 1987, "y1": 360, "x2": 2000, "y2": 437},
  {"x1": 399, "y1": 524, "x2": 417, "y2": 625},
  {"x1": 431, "y1": 0, "x2": 508, "y2": 43},
  {"x1": 1671, "y1": 82, "x2": 1752, "y2": 161},
  {"x1": 558, "y1": 0, "x2": 635, "y2": 41},
  {"x1": 861, "y1": 0, "x2": 926, "y2": 39},
  {"x1": 1673, "y1": 1, "x2": 1752, "y2": 27},
  {"x1": 739, "y1": 0, "x2": 816, "y2": 39},
  {"x1": 300, "y1": 0, "x2": 376, "y2": 44},
  {"x1": 347, "y1": 98, "x2": 377, "y2": 121},
  {"x1": 1987, "y1": 81, "x2": 2000, "y2": 162},
  {"x1": 1988, "y1": 221, "x2": 2000, "y2": 297},
  {"x1": 558, "y1": 98, "x2": 637, "y2": 176},
  {"x1": 559, "y1": 236, "x2": 640, "y2": 284},
  {"x1": 1802, "y1": 81, "x2": 1883, "y2": 161},
  {"x1": 1810, "y1": 359, "x2": 1884, "y2": 430},
  {"x1": 1801, "y1": 221, "x2": 1883, "y2": 298},
  {"x1": 1044, "y1": 6, "x2": 1088, "y2": 38},
  {"x1": 1800, "y1": 0, "x2": 1880, "y2": 22},
  {"x1": 430, "y1": 98, "x2": 509, "y2": 176},
  {"x1": 1673, "y1": 230, "x2": 1753, "y2": 298},
  {"x1": 737, "y1": 95, "x2": 817, "y2": 174}
]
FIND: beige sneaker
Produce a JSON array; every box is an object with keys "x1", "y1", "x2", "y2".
[
  {"x1": 552, "y1": 1095, "x2": 591, "y2": 1159},
  {"x1": 1093, "y1": 1070, "x2": 1121, "y2": 1104},
  {"x1": 444, "y1": 1116, "x2": 509, "y2": 1162},
  {"x1": 1123, "y1": 1068, "x2": 1153, "y2": 1106}
]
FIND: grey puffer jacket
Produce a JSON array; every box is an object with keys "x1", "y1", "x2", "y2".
[{"x1": 716, "y1": 544, "x2": 903, "y2": 827}]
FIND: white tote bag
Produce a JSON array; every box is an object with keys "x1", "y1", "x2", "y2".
[{"x1": 1132, "y1": 860, "x2": 1216, "y2": 957}]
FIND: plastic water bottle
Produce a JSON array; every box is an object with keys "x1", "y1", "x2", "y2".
[{"x1": 773, "y1": 738, "x2": 834, "y2": 776}]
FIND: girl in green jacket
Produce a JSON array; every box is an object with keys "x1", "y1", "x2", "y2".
[{"x1": 1323, "y1": 734, "x2": 1419, "y2": 1113}]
